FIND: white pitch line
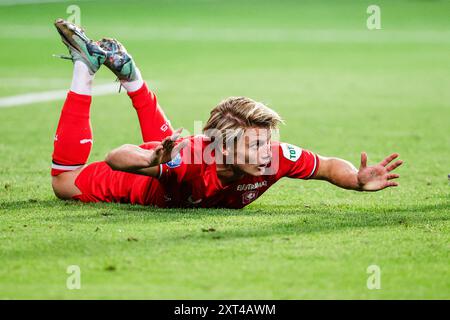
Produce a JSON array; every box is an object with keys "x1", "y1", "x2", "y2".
[{"x1": 0, "y1": 83, "x2": 118, "y2": 108}]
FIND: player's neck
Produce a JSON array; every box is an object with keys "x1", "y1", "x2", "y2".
[{"x1": 216, "y1": 164, "x2": 245, "y2": 185}]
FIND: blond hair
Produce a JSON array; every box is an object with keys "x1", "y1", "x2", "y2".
[{"x1": 203, "y1": 97, "x2": 283, "y2": 145}]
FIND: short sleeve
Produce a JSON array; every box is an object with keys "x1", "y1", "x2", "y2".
[{"x1": 274, "y1": 142, "x2": 320, "y2": 180}]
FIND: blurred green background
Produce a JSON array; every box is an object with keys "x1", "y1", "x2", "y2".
[{"x1": 0, "y1": 0, "x2": 448, "y2": 299}]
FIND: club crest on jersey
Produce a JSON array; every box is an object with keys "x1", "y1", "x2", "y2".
[
  {"x1": 281, "y1": 143, "x2": 302, "y2": 162},
  {"x1": 242, "y1": 190, "x2": 259, "y2": 205},
  {"x1": 166, "y1": 153, "x2": 182, "y2": 168}
]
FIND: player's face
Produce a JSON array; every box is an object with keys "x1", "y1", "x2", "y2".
[{"x1": 232, "y1": 127, "x2": 272, "y2": 176}]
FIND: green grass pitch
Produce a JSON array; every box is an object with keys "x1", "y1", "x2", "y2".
[{"x1": 0, "y1": 0, "x2": 449, "y2": 299}]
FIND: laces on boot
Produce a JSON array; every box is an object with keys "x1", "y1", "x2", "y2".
[{"x1": 115, "y1": 77, "x2": 123, "y2": 93}]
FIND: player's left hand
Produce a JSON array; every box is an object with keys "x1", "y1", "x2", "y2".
[{"x1": 357, "y1": 152, "x2": 403, "y2": 191}]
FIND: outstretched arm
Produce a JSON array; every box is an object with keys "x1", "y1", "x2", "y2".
[
  {"x1": 105, "y1": 128, "x2": 186, "y2": 177},
  {"x1": 312, "y1": 152, "x2": 403, "y2": 191}
]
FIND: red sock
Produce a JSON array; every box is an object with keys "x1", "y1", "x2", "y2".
[
  {"x1": 128, "y1": 82, "x2": 173, "y2": 142},
  {"x1": 51, "y1": 91, "x2": 93, "y2": 176}
]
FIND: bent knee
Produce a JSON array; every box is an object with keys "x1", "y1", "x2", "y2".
[
  {"x1": 51, "y1": 172, "x2": 82, "y2": 200},
  {"x1": 52, "y1": 177, "x2": 71, "y2": 200}
]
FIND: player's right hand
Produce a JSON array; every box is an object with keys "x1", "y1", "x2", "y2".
[{"x1": 149, "y1": 128, "x2": 188, "y2": 167}]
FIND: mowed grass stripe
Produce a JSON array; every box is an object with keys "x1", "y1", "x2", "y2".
[
  {"x1": 0, "y1": 0, "x2": 448, "y2": 299},
  {"x1": 1, "y1": 25, "x2": 450, "y2": 44}
]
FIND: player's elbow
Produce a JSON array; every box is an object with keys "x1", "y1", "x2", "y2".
[
  {"x1": 105, "y1": 154, "x2": 117, "y2": 170},
  {"x1": 105, "y1": 150, "x2": 117, "y2": 169}
]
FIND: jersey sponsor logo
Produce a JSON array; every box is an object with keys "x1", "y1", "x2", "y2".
[
  {"x1": 166, "y1": 153, "x2": 182, "y2": 168},
  {"x1": 281, "y1": 143, "x2": 302, "y2": 162},
  {"x1": 236, "y1": 181, "x2": 268, "y2": 191},
  {"x1": 242, "y1": 190, "x2": 259, "y2": 205}
]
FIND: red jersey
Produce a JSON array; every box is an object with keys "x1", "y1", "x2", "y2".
[{"x1": 73, "y1": 135, "x2": 319, "y2": 209}]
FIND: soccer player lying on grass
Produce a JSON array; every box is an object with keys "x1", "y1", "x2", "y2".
[{"x1": 51, "y1": 19, "x2": 403, "y2": 209}]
